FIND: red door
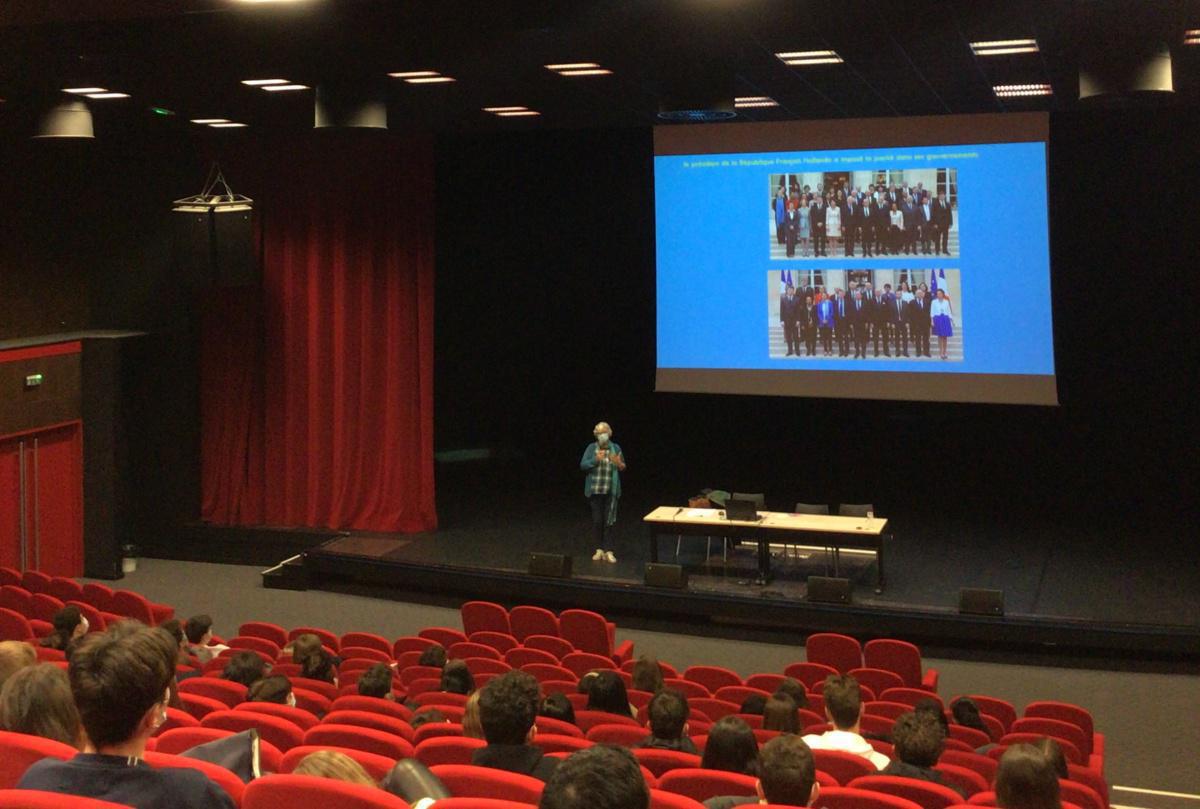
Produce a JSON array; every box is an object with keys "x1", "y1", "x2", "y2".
[
  {"x1": 0, "y1": 437, "x2": 24, "y2": 570},
  {"x1": 0, "y1": 423, "x2": 83, "y2": 577}
]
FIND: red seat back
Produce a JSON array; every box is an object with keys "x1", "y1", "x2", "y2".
[
  {"x1": 419, "y1": 627, "x2": 469, "y2": 648},
  {"x1": 413, "y1": 723, "x2": 465, "y2": 745},
  {"x1": 469, "y1": 631, "x2": 519, "y2": 654},
  {"x1": 1014, "y1": 714, "x2": 1093, "y2": 757},
  {"x1": 288, "y1": 626, "x2": 339, "y2": 651},
  {"x1": 559, "y1": 610, "x2": 614, "y2": 657},
  {"x1": 431, "y1": 801, "x2": 539, "y2": 809},
  {"x1": 155, "y1": 727, "x2": 236, "y2": 754},
  {"x1": 806, "y1": 633, "x2": 863, "y2": 673},
  {"x1": 880, "y1": 688, "x2": 943, "y2": 710},
  {"x1": 683, "y1": 666, "x2": 742, "y2": 693},
  {"x1": 461, "y1": 601, "x2": 511, "y2": 636},
  {"x1": 330, "y1": 695, "x2": 413, "y2": 721},
  {"x1": 864, "y1": 639, "x2": 927, "y2": 689},
  {"x1": 65, "y1": 601, "x2": 104, "y2": 633},
  {"x1": 279, "y1": 746, "x2": 399, "y2": 781},
  {"x1": 19, "y1": 571, "x2": 51, "y2": 595},
  {"x1": 864, "y1": 701, "x2": 912, "y2": 721},
  {"x1": 586, "y1": 723, "x2": 648, "y2": 746},
  {"x1": 448, "y1": 642, "x2": 502, "y2": 661},
  {"x1": 429, "y1": 764, "x2": 545, "y2": 803},
  {"x1": 811, "y1": 749, "x2": 878, "y2": 785},
  {"x1": 235, "y1": 701, "x2": 320, "y2": 731},
  {"x1": 291, "y1": 688, "x2": 332, "y2": 717},
  {"x1": 323, "y1": 709, "x2": 415, "y2": 742},
  {"x1": 0, "y1": 789, "x2": 139, "y2": 808},
  {"x1": 463, "y1": 657, "x2": 512, "y2": 677},
  {"x1": 658, "y1": 768, "x2": 758, "y2": 802},
  {"x1": 291, "y1": 677, "x2": 338, "y2": 701},
  {"x1": 227, "y1": 636, "x2": 282, "y2": 658},
  {"x1": 153, "y1": 706, "x2": 201, "y2": 736},
  {"x1": 178, "y1": 677, "x2": 248, "y2": 708},
  {"x1": 30, "y1": 593, "x2": 64, "y2": 623},
  {"x1": 967, "y1": 696, "x2": 1016, "y2": 734},
  {"x1": 508, "y1": 606, "x2": 559, "y2": 641},
  {"x1": 521, "y1": 663, "x2": 577, "y2": 683},
  {"x1": 688, "y1": 699, "x2": 739, "y2": 722},
  {"x1": 243, "y1": 773, "x2": 410, "y2": 809},
  {"x1": 0, "y1": 569, "x2": 20, "y2": 588},
  {"x1": 0, "y1": 730, "x2": 76, "y2": 789},
  {"x1": 534, "y1": 716, "x2": 583, "y2": 738},
  {"x1": 1024, "y1": 702, "x2": 1094, "y2": 741},
  {"x1": 305, "y1": 724, "x2": 415, "y2": 759},
  {"x1": 632, "y1": 748, "x2": 703, "y2": 777},
  {"x1": 713, "y1": 686, "x2": 771, "y2": 706},
  {"x1": 179, "y1": 692, "x2": 228, "y2": 720},
  {"x1": 849, "y1": 667, "x2": 906, "y2": 697},
  {"x1": 415, "y1": 736, "x2": 488, "y2": 767},
  {"x1": 202, "y1": 708, "x2": 306, "y2": 751},
  {"x1": 534, "y1": 734, "x2": 591, "y2": 755},
  {"x1": 111, "y1": 590, "x2": 156, "y2": 624},
  {"x1": 933, "y1": 764, "x2": 990, "y2": 797},
  {"x1": 649, "y1": 788, "x2": 707, "y2": 809},
  {"x1": 46, "y1": 577, "x2": 85, "y2": 604},
  {"x1": 947, "y1": 724, "x2": 993, "y2": 750},
  {"x1": 523, "y1": 634, "x2": 573, "y2": 659},
  {"x1": 998, "y1": 732, "x2": 1083, "y2": 765},
  {"x1": 574, "y1": 710, "x2": 640, "y2": 733},
  {"x1": 238, "y1": 621, "x2": 288, "y2": 647},
  {"x1": 939, "y1": 750, "x2": 997, "y2": 785},
  {"x1": 506, "y1": 648, "x2": 559, "y2": 668},
  {"x1": 783, "y1": 661, "x2": 839, "y2": 689},
  {"x1": 81, "y1": 583, "x2": 114, "y2": 612},
  {"x1": 662, "y1": 678, "x2": 710, "y2": 699},
  {"x1": 339, "y1": 632, "x2": 392, "y2": 655},
  {"x1": 744, "y1": 673, "x2": 785, "y2": 693},
  {"x1": 393, "y1": 636, "x2": 440, "y2": 657},
  {"x1": 818, "y1": 786, "x2": 925, "y2": 809},
  {"x1": 562, "y1": 651, "x2": 616, "y2": 677}
]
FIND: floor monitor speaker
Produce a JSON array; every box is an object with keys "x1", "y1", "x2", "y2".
[
  {"x1": 528, "y1": 552, "x2": 572, "y2": 579},
  {"x1": 645, "y1": 562, "x2": 688, "y2": 589},
  {"x1": 960, "y1": 588, "x2": 1005, "y2": 616},
  {"x1": 807, "y1": 576, "x2": 852, "y2": 604}
]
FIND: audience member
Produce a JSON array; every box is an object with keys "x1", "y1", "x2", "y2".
[
  {"x1": 586, "y1": 670, "x2": 633, "y2": 717},
  {"x1": 0, "y1": 641, "x2": 36, "y2": 690},
  {"x1": 540, "y1": 692, "x2": 576, "y2": 726},
  {"x1": 914, "y1": 697, "x2": 950, "y2": 736},
  {"x1": 410, "y1": 708, "x2": 447, "y2": 729},
  {"x1": 881, "y1": 711, "x2": 965, "y2": 797},
  {"x1": 0, "y1": 663, "x2": 84, "y2": 748},
  {"x1": 540, "y1": 745, "x2": 649, "y2": 809},
  {"x1": 18, "y1": 624, "x2": 235, "y2": 809},
  {"x1": 631, "y1": 656, "x2": 664, "y2": 694},
  {"x1": 418, "y1": 645, "x2": 447, "y2": 669},
  {"x1": 463, "y1": 691, "x2": 484, "y2": 739},
  {"x1": 705, "y1": 734, "x2": 819, "y2": 809},
  {"x1": 183, "y1": 615, "x2": 228, "y2": 665},
  {"x1": 247, "y1": 675, "x2": 294, "y2": 706},
  {"x1": 762, "y1": 695, "x2": 800, "y2": 734},
  {"x1": 637, "y1": 689, "x2": 697, "y2": 753},
  {"x1": 950, "y1": 697, "x2": 991, "y2": 738},
  {"x1": 474, "y1": 670, "x2": 558, "y2": 781},
  {"x1": 153, "y1": 619, "x2": 189, "y2": 708},
  {"x1": 801, "y1": 675, "x2": 889, "y2": 769},
  {"x1": 440, "y1": 659, "x2": 475, "y2": 695},
  {"x1": 740, "y1": 694, "x2": 768, "y2": 715},
  {"x1": 1032, "y1": 737, "x2": 1069, "y2": 779},
  {"x1": 221, "y1": 651, "x2": 267, "y2": 687},
  {"x1": 293, "y1": 750, "x2": 377, "y2": 788},
  {"x1": 39, "y1": 605, "x2": 88, "y2": 653},
  {"x1": 292, "y1": 633, "x2": 337, "y2": 685},
  {"x1": 774, "y1": 678, "x2": 809, "y2": 711},
  {"x1": 701, "y1": 716, "x2": 759, "y2": 776},
  {"x1": 996, "y1": 744, "x2": 1062, "y2": 809},
  {"x1": 357, "y1": 662, "x2": 396, "y2": 700}
]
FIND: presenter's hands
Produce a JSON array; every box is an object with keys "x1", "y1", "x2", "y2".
[
  {"x1": 613, "y1": 453, "x2": 626, "y2": 471},
  {"x1": 596, "y1": 449, "x2": 608, "y2": 460}
]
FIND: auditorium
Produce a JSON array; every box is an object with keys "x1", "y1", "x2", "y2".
[{"x1": 0, "y1": 3, "x2": 1196, "y2": 809}]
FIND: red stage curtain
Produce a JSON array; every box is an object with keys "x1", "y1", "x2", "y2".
[{"x1": 200, "y1": 135, "x2": 436, "y2": 533}]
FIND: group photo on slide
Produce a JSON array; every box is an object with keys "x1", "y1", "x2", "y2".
[
  {"x1": 770, "y1": 169, "x2": 958, "y2": 260},
  {"x1": 768, "y1": 268, "x2": 962, "y2": 361}
]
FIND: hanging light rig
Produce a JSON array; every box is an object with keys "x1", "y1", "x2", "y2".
[{"x1": 172, "y1": 164, "x2": 253, "y2": 213}]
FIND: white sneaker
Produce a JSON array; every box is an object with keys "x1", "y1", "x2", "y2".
[
  {"x1": 604, "y1": 551, "x2": 617, "y2": 563},
  {"x1": 592, "y1": 549, "x2": 604, "y2": 561}
]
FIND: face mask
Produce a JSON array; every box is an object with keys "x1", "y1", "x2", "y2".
[
  {"x1": 597, "y1": 433, "x2": 610, "y2": 445},
  {"x1": 287, "y1": 692, "x2": 297, "y2": 708}
]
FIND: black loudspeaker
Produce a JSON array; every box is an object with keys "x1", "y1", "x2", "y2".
[
  {"x1": 960, "y1": 588, "x2": 1005, "y2": 616},
  {"x1": 645, "y1": 563, "x2": 688, "y2": 589},
  {"x1": 807, "y1": 576, "x2": 852, "y2": 604},
  {"x1": 528, "y1": 553, "x2": 572, "y2": 579}
]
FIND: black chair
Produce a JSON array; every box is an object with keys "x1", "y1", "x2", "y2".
[
  {"x1": 792, "y1": 502, "x2": 831, "y2": 569},
  {"x1": 837, "y1": 503, "x2": 874, "y2": 517}
]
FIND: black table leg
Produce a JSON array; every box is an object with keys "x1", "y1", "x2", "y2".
[
  {"x1": 756, "y1": 538, "x2": 770, "y2": 585},
  {"x1": 649, "y1": 526, "x2": 659, "y2": 563}
]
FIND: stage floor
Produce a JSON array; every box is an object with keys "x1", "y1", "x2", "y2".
[{"x1": 294, "y1": 471, "x2": 1199, "y2": 659}]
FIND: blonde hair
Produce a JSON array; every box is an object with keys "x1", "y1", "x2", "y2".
[
  {"x1": 462, "y1": 690, "x2": 484, "y2": 739},
  {"x1": 294, "y1": 750, "x2": 377, "y2": 787},
  {"x1": 0, "y1": 642, "x2": 36, "y2": 690}
]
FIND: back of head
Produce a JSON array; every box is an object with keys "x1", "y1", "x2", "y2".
[
  {"x1": 462, "y1": 691, "x2": 484, "y2": 739},
  {"x1": 996, "y1": 744, "x2": 1062, "y2": 809},
  {"x1": 821, "y1": 675, "x2": 862, "y2": 730},
  {"x1": 69, "y1": 624, "x2": 177, "y2": 749},
  {"x1": 0, "y1": 641, "x2": 37, "y2": 690},
  {"x1": 758, "y1": 734, "x2": 817, "y2": 807},
  {"x1": 0, "y1": 663, "x2": 82, "y2": 748},
  {"x1": 183, "y1": 614, "x2": 213, "y2": 645},
  {"x1": 701, "y1": 715, "x2": 759, "y2": 775},
  {"x1": 913, "y1": 698, "x2": 949, "y2": 735},
  {"x1": 222, "y1": 651, "x2": 268, "y2": 687},
  {"x1": 540, "y1": 745, "x2": 649, "y2": 809},
  {"x1": 247, "y1": 674, "x2": 293, "y2": 705},
  {"x1": 647, "y1": 689, "x2": 689, "y2": 740},
  {"x1": 762, "y1": 695, "x2": 799, "y2": 734},
  {"x1": 159, "y1": 619, "x2": 184, "y2": 649},
  {"x1": 49, "y1": 606, "x2": 85, "y2": 644},
  {"x1": 479, "y1": 670, "x2": 540, "y2": 745},
  {"x1": 302, "y1": 648, "x2": 336, "y2": 683},
  {"x1": 950, "y1": 697, "x2": 989, "y2": 735},
  {"x1": 541, "y1": 692, "x2": 576, "y2": 725},
  {"x1": 586, "y1": 670, "x2": 631, "y2": 716},
  {"x1": 440, "y1": 659, "x2": 475, "y2": 695},
  {"x1": 740, "y1": 694, "x2": 767, "y2": 715},
  {"x1": 418, "y1": 645, "x2": 447, "y2": 669},
  {"x1": 294, "y1": 750, "x2": 377, "y2": 788},
  {"x1": 630, "y1": 656, "x2": 664, "y2": 694},
  {"x1": 291, "y1": 633, "x2": 322, "y2": 666},
  {"x1": 1032, "y1": 737, "x2": 1069, "y2": 780},
  {"x1": 774, "y1": 678, "x2": 809, "y2": 711},
  {"x1": 891, "y1": 711, "x2": 944, "y2": 769},
  {"x1": 357, "y1": 663, "x2": 394, "y2": 699}
]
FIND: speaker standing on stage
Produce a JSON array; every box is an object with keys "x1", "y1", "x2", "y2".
[{"x1": 581, "y1": 421, "x2": 625, "y2": 563}]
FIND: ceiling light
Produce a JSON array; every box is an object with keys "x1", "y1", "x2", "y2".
[
  {"x1": 405, "y1": 76, "x2": 456, "y2": 84},
  {"x1": 776, "y1": 50, "x2": 842, "y2": 65},
  {"x1": 85, "y1": 92, "x2": 131, "y2": 99},
  {"x1": 496, "y1": 110, "x2": 540, "y2": 117},
  {"x1": 483, "y1": 106, "x2": 528, "y2": 112},
  {"x1": 993, "y1": 83, "x2": 1053, "y2": 97},
  {"x1": 971, "y1": 39, "x2": 1039, "y2": 55},
  {"x1": 1185, "y1": 29, "x2": 1200, "y2": 45},
  {"x1": 388, "y1": 71, "x2": 440, "y2": 78},
  {"x1": 241, "y1": 79, "x2": 289, "y2": 86},
  {"x1": 735, "y1": 96, "x2": 779, "y2": 108},
  {"x1": 62, "y1": 87, "x2": 106, "y2": 94},
  {"x1": 190, "y1": 118, "x2": 230, "y2": 124},
  {"x1": 209, "y1": 122, "x2": 249, "y2": 127},
  {"x1": 545, "y1": 62, "x2": 600, "y2": 70},
  {"x1": 557, "y1": 69, "x2": 612, "y2": 76},
  {"x1": 262, "y1": 84, "x2": 310, "y2": 91}
]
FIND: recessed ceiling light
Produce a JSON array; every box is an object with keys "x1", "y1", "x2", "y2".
[
  {"x1": 262, "y1": 84, "x2": 310, "y2": 91},
  {"x1": 85, "y1": 92, "x2": 131, "y2": 99},
  {"x1": 735, "y1": 96, "x2": 779, "y2": 108},
  {"x1": 210, "y1": 122, "x2": 249, "y2": 128},
  {"x1": 389, "y1": 71, "x2": 440, "y2": 78},
  {"x1": 483, "y1": 106, "x2": 528, "y2": 113},
  {"x1": 241, "y1": 79, "x2": 289, "y2": 86},
  {"x1": 776, "y1": 50, "x2": 842, "y2": 65},
  {"x1": 993, "y1": 83, "x2": 1053, "y2": 97},
  {"x1": 557, "y1": 69, "x2": 612, "y2": 76},
  {"x1": 405, "y1": 76, "x2": 456, "y2": 84},
  {"x1": 1185, "y1": 29, "x2": 1200, "y2": 45},
  {"x1": 496, "y1": 110, "x2": 540, "y2": 117},
  {"x1": 190, "y1": 118, "x2": 231, "y2": 124},
  {"x1": 970, "y1": 38, "x2": 1039, "y2": 55},
  {"x1": 545, "y1": 62, "x2": 599, "y2": 70},
  {"x1": 63, "y1": 87, "x2": 107, "y2": 94}
]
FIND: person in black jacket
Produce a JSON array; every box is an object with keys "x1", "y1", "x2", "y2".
[
  {"x1": 930, "y1": 193, "x2": 953, "y2": 255},
  {"x1": 881, "y1": 712, "x2": 967, "y2": 798},
  {"x1": 800, "y1": 294, "x2": 818, "y2": 357},
  {"x1": 909, "y1": 288, "x2": 932, "y2": 358},
  {"x1": 473, "y1": 670, "x2": 559, "y2": 782},
  {"x1": 780, "y1": 285, "x2": 801, "y2": 356}
]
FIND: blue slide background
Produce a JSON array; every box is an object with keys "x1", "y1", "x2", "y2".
[{"x1": 655, "y1": 142, "x2": 1054, "y2": 376}]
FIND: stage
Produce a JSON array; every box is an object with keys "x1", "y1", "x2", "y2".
[{"x1": 245, "y1": 462, "x2": 1200, "y2": 661}]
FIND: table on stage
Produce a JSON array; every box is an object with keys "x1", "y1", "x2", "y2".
[{"x1": 643, "y1": 506, "x2": 890, "y2": 592}]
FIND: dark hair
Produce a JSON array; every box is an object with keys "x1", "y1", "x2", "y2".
[
  {"x1": 247, "y1": 675, "x2": 293, "y2": 704},
  {"x1": 291, "y1": 634, "x2": 323, "y2": 667},
  {"x1": 1032, "y1": 737, "x2": 1069, "y2": 779},
  {"x1": 740, "y1": 694, "x2": 767, "y2": 715},
  {"x1": 540, "y1": 745, "x2": 649, "y2": 809},
  {"x1": 440, "y1": 659, "x2": 475, "y2": 695},
  {"x1": 541, "y1": 692, "x2": 576, "y2": 725},
  {"x1": 159, "y1": 619, "x2": 184, "y2": 648},
  {"x1": 891, "y1": 711, "x2": 944, "y2": 768},
  {"x1": 821, "y1": 675, "x2": 862, "y2": 729},
  {"x1": 222, "y1": 651, "x2": 268, "y2": 687},
  {"x1": 410, "y1": 708, "x2": 447, "y2": 728},
  {"x1": 630, "y1": 656, "x2": 664, "y2": 694},
  {"x1": 913, "y1": 698, "x2": 949, "y2": 736},
  {"x1": 418, "y1": 645, "x2": 447, "y2": 669},
  {"x1": 40, "y1": 606, "x2": 84, "y2": 652},
  {"x1": 758, "y1": 735, "x2": 817, "y2": 806},
  {"x1": 301, "y1": 648, "x2": 337, "y2": 684},
  {"x1": 774, "y1": 678, "x2": 809, "y2": 711},
  {"x1": 700, "y1": 715, "x2": 759, "y2": 775},
  {"x1": 357, "y1": 663, "x2": 394, "y2": 699},
  {"x1": 577, "y1": 671, "x2": 598, "y2": 694},
  {"x1": 996, "y1": 744, "x2": 1062, "y2": 809},
  {"x1": 647, "y1": 689, "x2": 689, "y2": 740},
  {"x1": 586, "y1": 670, "x2": 632, "y2": 717},
  {"x1": 184, "y1": 615, "x2": 213, "y2": 645},
  {"x1": 950, "y1": 697, "x2": 990, "y2": 736},
  {"x1": 69, "y1": 625, "x2": 176, "y2": 748},
  {"x1": 0, "y1": 663, "x2": 82, "y2": 747},
  {"x1": 479, "y1": 670, "x2": 540, "y2": 745},
  {"x1": 762, "y1": 695, "x2": 799, "y2": 734}
]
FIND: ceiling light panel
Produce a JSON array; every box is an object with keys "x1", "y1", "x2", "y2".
[
  {"x1": 993, "y1": 83, "x2": 1053, "y2": 97},
  {"x1": 735, "y1": 96, "x2": 779, "y2": 108},
  {"x1": 241, "y1": 79, "x2": 289, "y2": 86},
  {"x1": 545, "y1": 62, "x2": 612, "y2": 76},
  {"x1": 63, "y1": 87, "x2": 106, "y2": 94},
  {"x1": 85, "y1": 92, "x2": 131, "y2": 99},
  {"x1": 405, "y1": 76, "x2": 456, "y2": 84},
  {"x1": 971, "y1": 39, "x2": 1039, "y2": 55},
  {"x1": 1185, "y1": 29, "x2": 1200, "y2": 45},
  {"x1": 262, "y1": 84, "x2": 310, "y2": 91},
  {"x1": 776, "y1": 50, "x2": 842, "y2": 65}
]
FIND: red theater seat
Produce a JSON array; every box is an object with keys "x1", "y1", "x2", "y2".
[
  {"x1": 287, "y1": 626, "x2": 339, "y2": 651},
  {"x1": 179, "y1": 677, "x2": 248, "y2": 708},
  {"x1": 559, "y1": 609, "x2": 633, "y2": 664},
  {"x1": 506, "y1": 648, "x2": 559, "y2": 668},
  {"x1": 508, "y1": 606, "x2": 559, "y2": 641},
  {"x1": 0, "y1": 790, "x2": 132, "y2": 809},
  {"x1": 562, "y1": 651, "x2": 617, "y2": 677},
  {"x1": 239, "y1": 621, "x2": 289, "y2": 647},
  {"x1": 586, "y1": 723, "x2": 649, "y2": 747},
  {"x1": 683, "y1": 666, "x2": 742, "y2": 693},
  {"x1": 523, "y1": 634, "x2": 574, "y2": 659},
  {"x1": 811, "y1": 750, "x2": 878, "y2": 785},
  {"x1": 658, "y1": 768, "x2": 758, "y2": 803},
  {"x1": 849, "y1": 667, "x2": 907, "y2": 697},
  {"x1": 934, "y1": 764, "x2": 990, "y2": 797},
  {"x1": 111, "y1": 590, "x2": 173, "y2": 625},
  {"x1": 305, "y1": 724, "x2": 415, "y2": 760},
  {"x1": 0, "y1": 730, "x2": 76, "y2": 789},
  {"x1": 632, "y1": 749, "x2": 703, "y2": 777},
  {"x1": 416, "y1": 736, "x2": 488, "y2": 767},
  {"x1": 330, "y1": 695, "x2": 413, "y2": 722},
  {"x1": 470, "y1": 631, "x2": 520, "y2": 654},
  {"x1": 816, "y1": 787, "x2": 925, "y2": 809},
  {"x1": 848, "y1": 775, "x2": 966, "y2": 809},
  {"x1": 865, "y1": 639, "x2": 939, "y2": 691},
  {"x1": 280, "y1": 746, "x2": 399, "y2": 781},
  {"x1": 783, "y1": 661, "x2": 840, "y2": 689},
  {"x1": 429, "y1": 765, "x2": 544, "y2": 804},
  {"x1": 235, "y1": 701, "x2": 320, "y2": 731},
  {"x1": 322, "y1": 710, "x2": 415, "y2": 742},
  {"x1": 448, "y1": 641, "x2": 502, "y2": 661},
  {"x1": 243, "y1": 773, "x2": 410, "y2": 809},
  {"x1": 806, "y1": 633, "x2": 863, "y2": 674},
  {"x1": 202, "y1": 708, "x2": 305, "y2": 752},
  {"x1": 534, "y1": 734, "x2": 591, "y2": 755},
  {"x1": 649, "y1": 788, "x2": 707, "y2": 809},
  {"x1": 534, "y1": 716, "x2": 583, "y2": 738},
  {"x1": 420, "y1": 627, "x2": 469, "y2": 648},
  {"x1": 339, "y1": 631, "x2": 392, "y2": 655},
  {"x1": 19, "y1": 571, "x2": 50, "y2": 595},
  {"x1": 461, "y1": 601, "x2": 511, "y2": 636}
]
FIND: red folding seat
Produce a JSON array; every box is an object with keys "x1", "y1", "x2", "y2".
[
  {"x1": 179, "y1": 677, "x2": 247, "y2": 707},
  {"x1": 811, "y1": 749, "x2": 878, "y2": 785},
  {"x1": 534, "y1": 716, "x2": 583, "y2": 738},
  {"x1": 621, "y1": 658, "x2": 679, "y2": 679},
  {"x1": 535, "y1": 734, "x2": 591, "y2": 755},
  {"x1": 943, "y1": 739, "x2": 975, "y2": 753},
  {"x1": 865, "y1": 639, "x2": 939, "y2": 691},
  {"x1": 744, "y1": 673, "x2": 785, "y2": 693},
  {"x1": 683, "y1": 666, "x2": 742, "y2": 693},
  {"x1": 323, "y1": 709, "x2": 415, "y2": 742},
  {"x1": 406, "y1": 678, "x2": 443, "y2": 698},
  {"x1": 305, "y1": 723, "x2": 415, "y2": 759},
  {"x1": 0, "y1": 790, "x2": 138, "y2": 808},
  {"x1": 203, "y1": 708, "x2": 305, "y2": 752},
  {"x1": 649, "y1": 788, "x2": 707, "y2": 809},
  {"x1": 806, "y1": 633, "x2": 863, "y2": 674},
  {"x1": 340, "y1": 655, "x2": 391, "y2": 673},
  {"x1": 155, "y1": 726, "x2": 237, "y2": 754},
  {"x1": 394, "y1": 636, "x2": 441, "y2": 657},
  {"x1": 562, "y1": 651, "x2": 617, "y2": 677},
  {"x1": 966, "y1": 792, "x2": 1086, "y2": 809},
  {"x1": 111, "y1": 590, "x2": 173, "y2": 625},
  {"x1": 521, "y1": 663, "x2": 577, "y2": 683},
  {"x1": 783, "y1": 661, "x2": 840, "y2": 689},
  {"x1": 508, "y1": 606, "x2": 560, "y2": 641},
  {"x1": 236, "y1": 701, "x2": 320, "y2": 731},
  {"x1": 288, "y1": 626, "x2": 339, "y2": 651},
  {"x1": 412, "y1": 692, "x2": 469, "y2": 709},
  {"x1": 1024, "y1": 702, "x2": 1102, "y2": 757},
  {"x1": 470, "y1": 631, "x2": 520, "y2": 654},
  {"x1": 798, "y1": 708, "x2": 825, "y2": 728},
  {"x1": 413, "y1": 722, "x2": 465, "y2": 745},
  {"x1": 420, "y1": 627, "x2": 469, "y2": 648},
  {"x1": 0, "y1": 569, "x2": 20, "y2": 588},
  {"x1": 227, "y1": 636, "x2": 282, "y2": 658},
  {"x1": 881, "y1": 688, "x2": 943, "y2": 710},
  {"x1": 1010, "y1": 718, "x2": 1094, "y2": 762},
  {"x1": 291, "y1": 688, "x2": 332, "y2": 717},
  {"x1": 291, "y1": 676, "x2": 338, "y2": 701},
  {"x1": 1067, "y1": 765, "x2": 1109, "y2": 808},
  {"x1": 865, "y1": 701, "x2": 913, "y2": 721},
  {"x1": 19, "y1": 571, "x2": 51, "y2": 595},
  {"x1": 448, "y1": 641, "x2": 502, "y2": 661},
  {"x1": 939, "y1": 750, "x2": 997, "y2": 785},
  {"x1": 29, "y1": 593, "x2": 63, "y2": 623},
  {"x1": 585, "y1": 723, "x2": 648, "y2": 746},
  {"x1": 947, "y1": 725, "x2": 992, "y2": 749},
  {"x1": 539, "y1": 680, "x2": 580, "y2": 697},
  {"x1": 933, "y1": 764, "x2": 990, "y2": 797},
  {"x1": 81, "y1": 583, "x2": 115, "y2": 612},
  {"x1": 33, "y1": 646, "x2": 65, "y2": 663},
  {"x1": 239, "y1": 621, "x2": 289, "y2": 647},
  {"x1": 242, "y1": 773, "x2": 410, "y2": 809},
  {"x1": 279, "y1": 745, "x2": 398, "y2": 781},
  {"x1": 330, "y1": 695, "x2": 412, "y2": 721},
  {"x1": 687, "y1": 698, "x2": 739, "y2": 722},
  {"x1": 142, "y1": 750, "x2": 245, "y2": 804},
  {"x1": 46, "y1": 577, "x2": 84, "y2": 604},
  {"x1": 658, "y1": 768, "x2": 758, "y2": 802},
  {"x1": 867, "y1": 739, "x2": 894, "y2": 758},
  {"x1": 997, "y1": 733, "x2": 1084, "y2": 765},
  {"x1": 0, "y1": 730, "x2": 76, "y2": 789},
  {"x1": 506, "y1": 647, "x2": 559, "y2": 668},
  {"x1": 430, "y1": 765, "x2": 544, "y2": 803},
  {"x1": 522, "y1": 634, "x2": 573, "y2": 659},
  {"x1": 416, "y1": 736, "x2": 488, "y2": 767},
  {"x1": 713, "y1": 685, "x2": 770, "y2": 706},
  {"x1": 400, "y1": 664, "x2": 443, "y2": 685},
  {"x1": 431, "y1": 801, "x2": 540, "y2": 809},
  {"x1": 817, "y1": 787, "x2": 925, "y2": 809},
  {"x1": 628, "y1": 689, "x2": 654, "y2": 711},
  {"x1": 753, "y1": 729, "x2": 781, "y2": 745},
  {"x1": 339, "y1": 631, "x2": 392, "y2": 655},
  {"x1": 859, "y1": 714, "x2": 896, "y2": 737},
  {"x1": 179, "y1": 692, "x2": 228, "y2": 720},
  {"x1": 0, "y1": 589, "x2": 32, "y2": 619},
  {"x1": 559, "y1": 609, "x2": 633, "y2": 664},
  {"x1": 464, "y1": 657, "x2": 511, "y2": 677},
  {"x1": 566, "y1": 693, "x2": 589, "y2": 711},
  {"x1": 732, "y1": 713, "x2": 763, "y2": 728},
  {"x1": 633, "y1": 749, "x2": 702, "y2": 777},
  {"x1": 461, "y1": 601, "x2": 511, "y2": 636},
  {"x1": 965, "y1": 696, "x2": 1016, "y2": 734},
  {"x1": 662, "y1": 678, "x2": 710, "y2": 699},
  {"x1": 153, "y1": 706, "x2": 200, "y2": 736},
  {"x1": 849, "y1": 667, "x2": 907, "y2": 697},
  {"x1": 574, "y1": 710, "x2": 640, "y2": 733}
]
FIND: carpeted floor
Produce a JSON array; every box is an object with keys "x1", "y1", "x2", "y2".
[{"x1": 88, "y1": 558, "x2": 1200, "y2": 797}]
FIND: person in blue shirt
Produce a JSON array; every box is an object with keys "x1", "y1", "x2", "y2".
[{"x1": 580, "y1": 421, "x2": 626, "y2": 563}]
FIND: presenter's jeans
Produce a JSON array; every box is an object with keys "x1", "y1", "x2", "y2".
[{"x1": 589, "y1": 493, "x2": 614, "y2": 550}]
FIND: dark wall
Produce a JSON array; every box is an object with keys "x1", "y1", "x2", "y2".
[{"x1": 434, "y1": 109, "x2": 1197, "y2": 533}]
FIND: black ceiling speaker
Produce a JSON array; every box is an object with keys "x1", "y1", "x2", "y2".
[
  {"x1": 314, "y1": 80, "x2": 388, "y2": 129},
  {"x1": 1074, "y1": 1, "x2": 1175, "y2": 106}
]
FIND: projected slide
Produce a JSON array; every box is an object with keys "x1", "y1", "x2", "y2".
[{"x1": 654, "y1": 113, "x2": 1056, "y2": 405}]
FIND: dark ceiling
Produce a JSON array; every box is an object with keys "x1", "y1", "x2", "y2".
[{"x1": 1, "y1": 0, "x2": 1198, "y2": 136}]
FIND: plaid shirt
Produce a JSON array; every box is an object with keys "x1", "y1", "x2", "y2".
[{"x1": 590, "y1": 453, "x2": 613, "y2": 495}]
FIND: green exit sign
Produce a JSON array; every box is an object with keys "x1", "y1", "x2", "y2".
[{"x1": 24, "y1": 374, "x2": 43, "y2": 388}]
